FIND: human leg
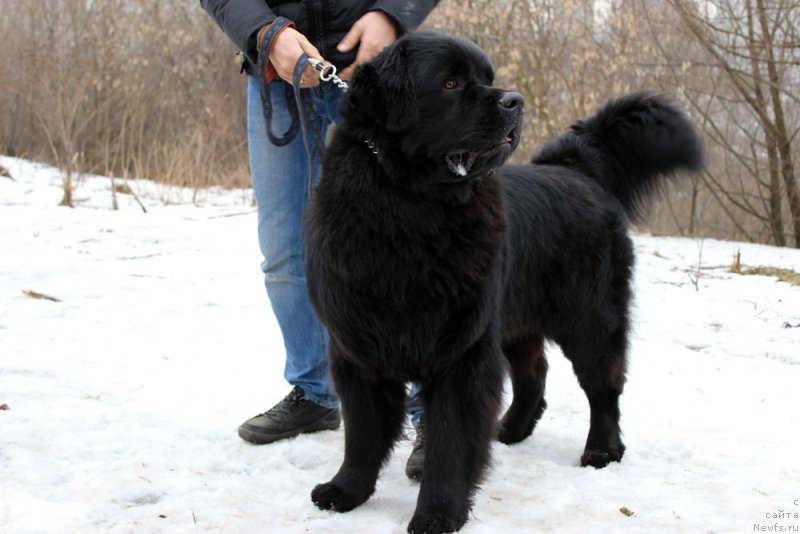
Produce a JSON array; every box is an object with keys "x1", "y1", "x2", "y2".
[
  {"x1": 239, "y1": 77, "x2": 343, "y2": 444},
  {"x1": 247, "y1": 76, "x2": 337, "y2": 408}
]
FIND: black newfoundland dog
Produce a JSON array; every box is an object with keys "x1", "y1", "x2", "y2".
[{"x1": 305, "y1": 32, "x2": 702, "y2": 533}]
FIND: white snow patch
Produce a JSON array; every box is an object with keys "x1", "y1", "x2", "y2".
[{"x1": 2, "y1": 156, "x2": 799, "y2": 533}]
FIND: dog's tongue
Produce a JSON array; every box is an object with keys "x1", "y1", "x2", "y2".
[{"x1": 445, "y1": 151, "x2": 477, "y2": 177}]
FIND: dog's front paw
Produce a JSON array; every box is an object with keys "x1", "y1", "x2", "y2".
[
  {"x1": 311, "y1": 482, "x2": 369, "y2": 512},
  {"x1": 407, "y1": 511, "x2": 465, "y2": 534},
  {"x1": 580, "y1": 447, "x2": 624, "y2": 468}
]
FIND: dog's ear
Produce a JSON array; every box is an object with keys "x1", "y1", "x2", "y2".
[
  {"x1": 348, "y1": 63, "x2": 386, "y2": 125},
  {"x1": 348, "y1": 41, "x2": 417, "y2": 132},
  {"x1": 376, "y1": 41, "x2": 417, "y2": 131}
]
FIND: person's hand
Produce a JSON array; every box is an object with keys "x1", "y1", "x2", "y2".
[
  {"x1": 267, "y1": 27, "x2": 324, "y2": 88},
  {"x1": 337, "y1": 11, "x2": 397, "y2": 80}
]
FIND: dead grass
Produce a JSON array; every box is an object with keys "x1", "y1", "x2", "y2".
[
  {"x1": 736, "y1": 266, "x2": 800, "y2": 286},
  {"x1": 729, "y1": 250, "x2": 800, "y2": 286}
]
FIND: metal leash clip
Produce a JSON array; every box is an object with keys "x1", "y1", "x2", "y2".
[
  {"x1": 307, "y1": 58, "x2": 349, "y2": 91},
  {"x1": 307, "y1": 58, "x2": 335, "y2": 80}
]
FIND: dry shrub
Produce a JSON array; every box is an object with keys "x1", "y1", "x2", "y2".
[
  {"x1": 0, "y1": 0, "x2": 250, "y2": 195},
  {"x1": 1, "y1": 0, "x2": 797, "y2": 248}
]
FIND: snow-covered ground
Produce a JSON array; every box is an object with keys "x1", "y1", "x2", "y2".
[{"x1": 2, "y1": 156, "x2": 799, "y2": 534}]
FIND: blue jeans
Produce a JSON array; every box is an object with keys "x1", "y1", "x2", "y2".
[
  {"x1": 247, "y1": 75, "x2": 422, "y2": 424},
  {"x1": 247, "y1": 76, "x2": 341, "y2": 409}
]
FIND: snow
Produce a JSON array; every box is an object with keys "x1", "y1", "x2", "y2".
[{"x1": 1, "y1": 155, "x2": 799, "y2": 534}]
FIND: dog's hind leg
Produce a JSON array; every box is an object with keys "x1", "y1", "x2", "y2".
[
  {"x1": 563, "y1": 328, "x2": 628, "y2": 469},
  {"x1": 497, "y1": 334, "x2": 548, "y2": 445},
  {"x1": 312, "y1": 343, "x2": 406, "y2": 513},
  {"x1": 408, "y1": 333, "x2": 504, "y2": 534}
]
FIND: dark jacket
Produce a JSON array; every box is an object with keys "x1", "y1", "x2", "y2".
[{"x1": 200, "y1": 0, "x2": 439, "y2": 74}]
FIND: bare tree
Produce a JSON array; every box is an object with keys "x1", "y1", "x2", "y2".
[
  {"x1": 1, "y1": 0, "x2": 797, "y2": 249},
  {"x1": 0, "y1": 0, "x2": 250, "y2": 204},
  {"x1": 662, "y1": 0, "x2": 799, "y2": 247}
]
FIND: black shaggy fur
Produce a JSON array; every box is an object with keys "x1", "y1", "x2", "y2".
[{"x1": 305, "y1": 32, "x2": 702, "y2": 534}]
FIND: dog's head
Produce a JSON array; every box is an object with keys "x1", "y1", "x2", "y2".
[{"x1": 343, "y1": 32, "x2": 523, "y2": 184}]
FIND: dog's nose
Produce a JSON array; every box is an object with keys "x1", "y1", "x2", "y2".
[{"x1": 499, "y1": 92, "x2": 523, "y2": 110}]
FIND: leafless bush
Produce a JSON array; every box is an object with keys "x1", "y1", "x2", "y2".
[
  {"x1": 427, "y1": 0, "x2": 798, "y2": 247},
  {"x1": 1, "y1": 0, "x2": 797, "y2": 248},
  {"x1": 0, "y1": 0, "x2": 250, "y2": 198}
]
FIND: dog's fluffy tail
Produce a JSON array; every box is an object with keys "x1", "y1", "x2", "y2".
[{"x1": 532, "y1": 92, "x2": 703, "y2": 222}]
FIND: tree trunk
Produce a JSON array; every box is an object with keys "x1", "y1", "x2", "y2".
[
  {"x1": 747, "y1": 0, "x2": 785, "y2": 246},
  {"x1": 756, "y1": 0, "x2": 799, "y2": 247}
]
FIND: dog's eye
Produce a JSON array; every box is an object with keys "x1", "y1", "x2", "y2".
[{"x1": 443, "y1": 79, "x2": 459, "y2": 90}]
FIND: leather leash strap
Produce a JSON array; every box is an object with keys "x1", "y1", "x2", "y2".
[{"x1": 257, "y1": 18, "x2": 326, "y2": 197}]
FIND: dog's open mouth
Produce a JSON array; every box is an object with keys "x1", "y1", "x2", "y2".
[
  {"x1": 445, "y1": 128, "x2": 518, "y2": 177},
  {"x1": 445, "y1": 151, "x2": 478, "y2": 177}
]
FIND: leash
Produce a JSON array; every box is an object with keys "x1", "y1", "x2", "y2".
[{"x1": 257, "y1": 19, "x2": 349, "y2": 198}]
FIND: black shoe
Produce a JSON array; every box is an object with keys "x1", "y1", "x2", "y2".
[
  {"x1": 405, "y1": 421, "x2": 425, "y2": 480},
  {"x1": 238, "y1": 386, "x2": 341, "y2": 444}
]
